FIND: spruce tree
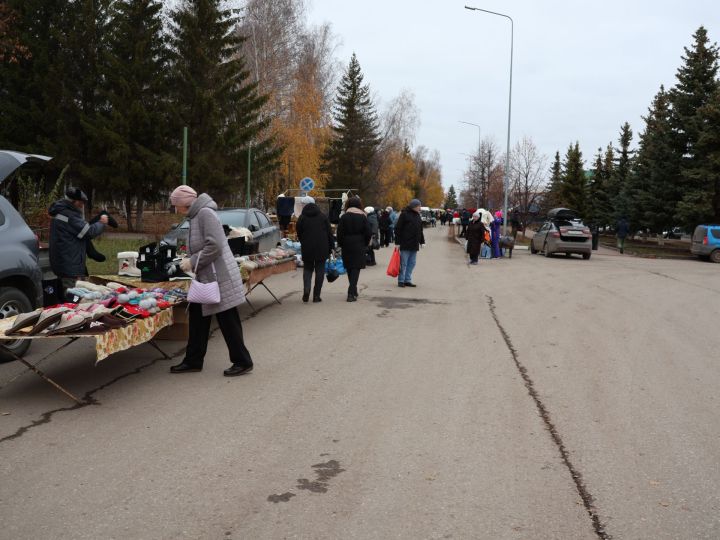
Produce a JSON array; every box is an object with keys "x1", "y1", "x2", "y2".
[
  {"x1": 633, "y1": 86, "x2": 678, "y2": 233},
  {"x1": 169, "y1": 0, "x2": 278, "y2": 198},
  {"x1": 669, "y1": 27, "x2": 720, "y2": 227},
  {"x1": 444, "y1": 185, "x2": 458, "y2": 208},
  {"x1": 677, "y1": 86, "x2": 720, "y2": 225},
  {"x1": 587, "y1": 148, "x2": 606, "y2": 226},
  {"x1": 88, "y1": 0, "x2": 177, "y2": 230},
  {"x1": 321, "y1": 53, "x2": 381, "y2": 201},
  {"x1": 607, "y1": 122, "x2": 634, "y2": 223},
  {"x1": 560, "y1": 142, "x2": 586, "y2": 217},
  {"x1": 543, "y1": 150, "x2": 563, "y2": 212}
]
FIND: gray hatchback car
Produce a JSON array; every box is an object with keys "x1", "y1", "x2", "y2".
[
  {"x1": 530, "y1": 208, "x2": 592, "y2": 259},
  {"x1": 0, "y1": 151, "x2": 48, "y2": 361}
]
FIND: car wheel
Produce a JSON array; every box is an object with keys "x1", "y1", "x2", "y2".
[
  {"x1": 583, "y1": 253, "x2": 591, "y2": 260},
  {"x1": 710, "y1": 250, "x2": 720, "y2": 264},
  {"x1": 0, "y1": 286, "x2": 33, "y2": 363}
]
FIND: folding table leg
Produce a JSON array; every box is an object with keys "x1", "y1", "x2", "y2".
[
  {"x1": 0, "y1": 343, "x2": 84, "y2": 405},
  {"x1": 248, "y1": 281, "x2": 282, "y2": 305},
  {"x1": 259, "y1": 281, "x2": 282, "y2": 305},
  {"x1": 146, "y1": 339, "x2": 172, "y2": 359}
]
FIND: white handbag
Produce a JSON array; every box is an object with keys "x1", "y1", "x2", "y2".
[{"x1": 187, "y1": 255, "x2": 221, "y2": 304}]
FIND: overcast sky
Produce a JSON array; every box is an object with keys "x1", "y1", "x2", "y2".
[{"x1": 304, "y1": 0, "x2": 719, "y2": 191}]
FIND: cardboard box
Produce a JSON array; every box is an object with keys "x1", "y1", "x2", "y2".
[{"x1": 155, "y1": 305, "x2": 188, "y2": 341}]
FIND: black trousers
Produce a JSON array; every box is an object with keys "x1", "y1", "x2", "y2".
[
  {"x1": 303, "y1": 259, "x2": 325, "y2": 297},
  {"x1": 346, "y1": 268, "x2": 360, "y2": 297},
  {"x1": 380, "y1": 229, "x2": 390, "y2": 246},
  {"x1": 184, "y1": 303, "x2": 253, "y2": 368}
]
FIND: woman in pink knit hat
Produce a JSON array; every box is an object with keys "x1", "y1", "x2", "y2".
[{"x1": 169, "y1": 185, "x2": 254, "y2": 377}]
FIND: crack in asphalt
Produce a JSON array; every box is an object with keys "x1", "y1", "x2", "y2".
[
  {"x1": 645, "y1": 270, "x2": 720, "y2": 294},
  {"x1": 486, "y1": 295, "x2": 612, "y2": 540},
  {"x1": 0, "y1": 296, "x2": 289, "y2": 445}
]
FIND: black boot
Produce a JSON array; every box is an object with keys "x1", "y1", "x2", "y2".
[{"x1": 302, "y1": 290, "x2": 310, "y2": 303}]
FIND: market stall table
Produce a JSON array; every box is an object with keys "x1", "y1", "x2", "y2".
[
  {"x1": 0, "y1": 308, "x2": 175, "y2": 404},
  {"x1": 95, "y1": 257, "x2": 297, "y2": 313}
]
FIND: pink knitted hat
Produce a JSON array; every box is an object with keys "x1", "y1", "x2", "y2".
[
  {"x1": 495, "y1": 210, "x2": 503, "y2": 218},
  {"x1": 170, "y1": 185, "x2": 198, "y2": 207}
]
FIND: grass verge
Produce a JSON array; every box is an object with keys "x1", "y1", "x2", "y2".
[{"x1": 86, "y1": 235, "x2": 153, "y2": 275}]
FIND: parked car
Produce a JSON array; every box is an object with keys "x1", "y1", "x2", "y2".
[
  {"x1": 0, "y1": 151, "x2": 49, "y2": 362},
  {"x1": 691, "y1": 224, "x2": 720, "y2": 263},
  {"x1": 163, "y1": 208, "x2": 281, "y2": 253},
  {"x1": 530, "y1": 208, "x2": 592, "y2": 259},
  {"x1": 663, "y1": 227, "x2": 686, "y2": 239}
]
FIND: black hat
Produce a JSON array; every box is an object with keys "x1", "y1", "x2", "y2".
[{"x1": 65, "y1": 187, "x2": 88, "y2": 202}]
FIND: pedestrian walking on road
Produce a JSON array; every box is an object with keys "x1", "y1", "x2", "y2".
[
  {"x1": 337, "y1": 197, "x2": 372, "y2": 302},
  {"x1": 466, "y1": 210, "x2": 485, "y2": 265},
  {"x1": 616, "y1": 217, "x2": 629, "y2": 254},
  {"x1": 365, "y1": 206, "x2": 379, "y2": 266},
  {"x1": 296, "y1": 200, "x2": 334, "y2": 303},
  {"x1": 379, "y1": 209, "x2": 391, "y2": 247},
  {"x1": 395, "y1": 199, "x2": 425, "y2": 287},
  {"x1": 490, "y1": 210, "x2": 503, "y2": 258},
  {"x1": 459, "y1": 208, "x2": 470, "y2": 237},
  {"x1": 169, "y1": 185, "x2": 253, "y2": 377},
  {"x1": 388, "y1": 206, "x2": 398, "y2": 244}
]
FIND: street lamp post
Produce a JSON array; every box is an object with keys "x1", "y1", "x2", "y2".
[
  {"x1": 464, "y1": 5, "x2": 513, "y2": 235},
  {"x1": 458, "y1": 121, "x2": 482, "y2": 207}
]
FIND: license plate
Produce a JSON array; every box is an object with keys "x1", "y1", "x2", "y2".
[{"x1": 566, "y1": 230, "x2": 582, "y2": 235}]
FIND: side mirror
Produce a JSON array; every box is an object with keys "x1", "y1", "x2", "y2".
[
  {"x1": 249, "y1": 225, "x2": 258, "y2": 232},
  {"x1": 170, "y1": 223, "x2": 179, "y2": 230}
]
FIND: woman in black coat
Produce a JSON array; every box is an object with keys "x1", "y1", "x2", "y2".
[
  {"x1": 465, "y1": 211, "x2": 485, "y2": 265},
  {"x1": 336, "y1": 196, "x2": 372, "y2": 302},
  {"x1": 296, "y1": 202, "x2": 334, "y2": 302}
]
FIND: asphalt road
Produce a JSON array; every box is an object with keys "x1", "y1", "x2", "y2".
[{"x1": 1, "y1": 226, "x2": 719, "y2": 539}]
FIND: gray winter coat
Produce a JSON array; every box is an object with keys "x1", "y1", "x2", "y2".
[{"x1": 187, "y1": 194, "x2": 245, "y2": 316}]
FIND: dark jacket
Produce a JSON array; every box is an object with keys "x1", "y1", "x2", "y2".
[
  {"x1": 337, "y1": 208, "x2": 372, "y2": 269},
  {"x1": 394, "y1": 207, "x2": 425, "y2": 251},
  {"x1": 466, "y1": 220, "x2": 485, "y2": 257},
  {"x1": 461, "y1": 210, "x2": 471, "y2": 225},
  {"x1": 48, "y1": 199, "x2": 105, "y2": 278},
  {"x1": 367, "y1": 211, "x2": 379, "y2": 235},
  {"x1": 296, "y1": 203, "x2": 334, "y2": 263},
  {"x1": 379, "y1": 212, "x2": 391, "y2": 231},
  {"x1": 616, "y1": 219, "x2": 629, "y2": 239}
]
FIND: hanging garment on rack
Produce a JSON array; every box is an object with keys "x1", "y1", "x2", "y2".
[
  {"x1": 329, "y1": 199, "x2": 343, "y2": 224},
  {"x1": 276, "y1": 196, "x2": 295, "y2": 217},
  {"x1": 316, "y1": 198, "x2": 330, "y2": 217}
]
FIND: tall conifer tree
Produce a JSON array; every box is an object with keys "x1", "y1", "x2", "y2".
[
  {"x1": 632, "y1": 86, "x2": 678, "y2": 232},
  {"x1": 88, "y1": 0, "x2": 176, "y2": 230},
  {"x1": 169, "y1": 0, "x2": 278, "y2": 198},
  {"x1": 669, "y1": 27, "x2": 720, "y2": 227},
  {"x1": 321, "y1": 53, "x2": 381, "y2": 201},
  {"x1": 560, "y1": 142, "x2": 586, "y2": 217},
  {"x1": 611, "y1": 122, "x2": 634, "y2": 222},
  {"x1": 543, "y1": 150, "x2": 563, "y2": 212}
]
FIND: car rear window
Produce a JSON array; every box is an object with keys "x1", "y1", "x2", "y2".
[
  {"x1": 219, "y1": 211, "x2": 249, "y2": 228},
  {"x1": 256, "y1": 211, "x2": 271, "y2": 229},
  {"x1": 693, "y1": 226, "x2": 707, "y2": 242}
]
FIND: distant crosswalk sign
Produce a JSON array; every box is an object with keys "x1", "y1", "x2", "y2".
[{"x1": 299, "y1": 177, "x2": 315, "y2": 192}]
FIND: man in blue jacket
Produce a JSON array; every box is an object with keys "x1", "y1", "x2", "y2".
[
  {"x1": 48, "y1": 187, "x2": 107, "y2": 297},
  {"x1": 394, "y1": 199, "x2": 425, "y2": 288}
]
